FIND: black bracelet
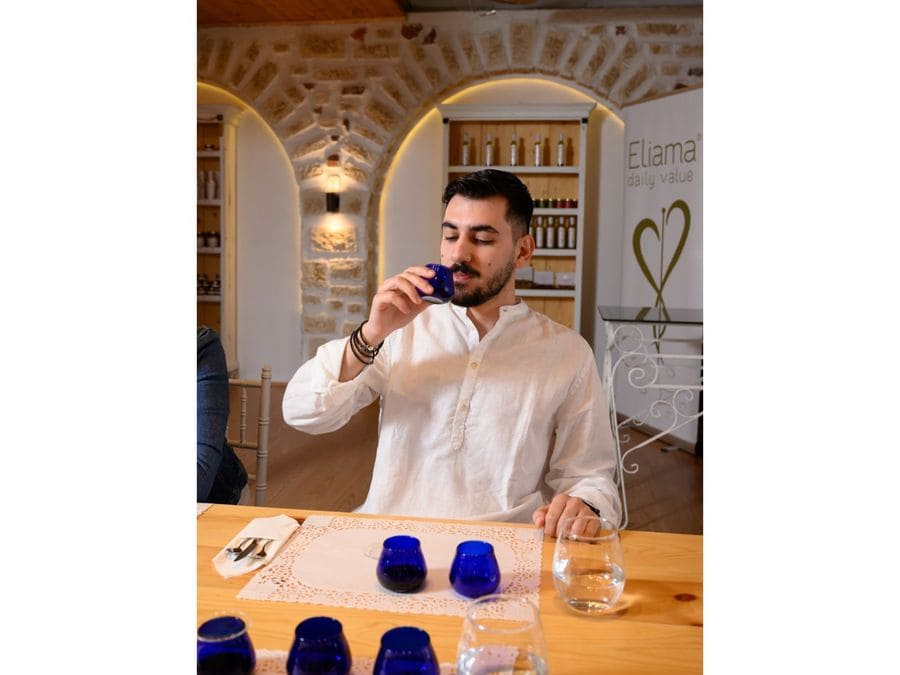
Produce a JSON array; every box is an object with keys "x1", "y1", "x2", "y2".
[
  {"x1": 581, "y1": 498, "x2": 601, "y2": 517},
  {"x1": 348, "y1": 331, "x2": 374, "y2": 365},
  {"x1": 348, "y1": 321, "x2": 384, "y2": 365},
  {"x1": 356, "y1": 320, "x2": 383, "y2": 353}
]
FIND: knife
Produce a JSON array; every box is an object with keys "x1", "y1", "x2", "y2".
[{"x1": 233, "y1": 538, "x2": 259, "y2": 562}]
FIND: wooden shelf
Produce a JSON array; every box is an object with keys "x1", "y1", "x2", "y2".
[
  {"x1": 197, "y1": 150, "x2": 221, "y2": 158},
  {"x1": 198, "y1": 295, "x2": 221, "y2": 303},
  {"x1": 534, "y1": 208, "x2": 578, "y2": 216},
  {"x1": 442, "y1": 103, "x2": 594, "y2": 334},
  {"x1": 448, "y1": 165, "x2": 578, "y2": 174},
  {"x1": 197, "y1": 247, "x2": 222, "y2": 254},
  {"x1": 198, "y1": 199, "x2": 222, "y2": 207},
  {"x1": 516, "y1": 289, "x2": 576, "y2": 298},
  {"x1": 533, "y1": 248, "x2": 576, "y2": 257}
]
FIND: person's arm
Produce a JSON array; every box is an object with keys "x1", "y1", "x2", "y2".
[
  {"x1": 338, "y1": 266, "x2": 437, "y2": 382},
  {"x1": 283, "y1": 265, "x2": 438, "y2": 431},
  {"x1": 197, "y1": 328, "x2": 230, "y2": 501},
  {"x1": 531, "y1": 347, "x2": 621, "y2": 536}
]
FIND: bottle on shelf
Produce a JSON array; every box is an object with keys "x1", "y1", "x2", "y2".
[
  {"x1": 509, "y1": 134, "x2": 518, "y2": 166},
  {"x1": 484, "y1": 133, "x2": 494, "y2": 167},
  {"x1": 461, "y1": 133, "x2": 470, "y2": 166},
  {"x1": 556, "y1": 133, "x2": 566, "y2": 167},
  {"x1": 198, "y1": 170, "x2": 205, "y2": 199},
  {"x1": 205, "y1": 171, "x2": 217, "y2": 201},
  {"x1": 534, "y1": 216, "x2": 545, "y2": 248},
  {"x1": 556, "y1": 219, "x2": 567, "y2": 248},
  {"x1": 545, "y1": 216, "x2": 556, "y2": 249},
  {"x1": 533, "y1": 134, "x2": 542, "y2": 167},
  {"x1": 567, "y1": 216, "x2": 577, "y2": 249}
]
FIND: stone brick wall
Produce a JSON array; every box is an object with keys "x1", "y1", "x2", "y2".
[{"x1": 197, "y1": 8, "x2": 702, "y2": 358}]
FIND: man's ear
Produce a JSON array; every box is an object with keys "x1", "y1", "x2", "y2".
[{"x1": 515, "y1": 232, "x2": 535, "y2": 268}]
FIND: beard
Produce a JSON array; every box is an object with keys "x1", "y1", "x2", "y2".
[{"x1": 450, "y1": 256, "x2": 516, "y2": 308}]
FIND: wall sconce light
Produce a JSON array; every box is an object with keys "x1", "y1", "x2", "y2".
[{"x1": 326, "y1": 174, "x2": 340, "y2": 213}]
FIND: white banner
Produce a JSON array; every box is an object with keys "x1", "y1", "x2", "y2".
[
  {"x1": 614, "y1": 88, "x2": 703, "y2": 448},
  {"x1": 622, "y1": 88, "x2": 702, "y2": 310}
]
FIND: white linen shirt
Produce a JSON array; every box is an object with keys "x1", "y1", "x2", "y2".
[{"x1": 282, "y1": 301, "x2": 620, "y2": 524}]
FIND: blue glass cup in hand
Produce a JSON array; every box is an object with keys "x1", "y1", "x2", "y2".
[
  {"x1": 373, "y1": 626, "x2": 440, "y2": 675},
  {"x1": 449, "y1": 540, "x2": 501, "y2": 598},
  {"x1": 286, "y1": 616, "x2": 352, "y2": 675},
  {"x1": 377, "y1": 535, "x2": 428, "y2": 592},
  {"x1": 197, "y1": 615, "x2": 256, "y2": 675},
  {"x1": 417, "y1": 263, "x2": 454, "y2": 304}
]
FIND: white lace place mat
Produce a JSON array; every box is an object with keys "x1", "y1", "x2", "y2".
[
  {"x1": 238, "y1": 515, "x2": 543, "y2": 618},
  {"x1": 197, "y1": 503, "x2": 212, "y2": 516},
  {"x1": 254, "y1": 650, "x2": 456, "y2": 674}
]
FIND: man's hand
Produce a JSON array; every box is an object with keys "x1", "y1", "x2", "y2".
[
  {"x1": 363, "y1": 266, "x2": 438, "y2": 345},
  {"x1": 338, "y1": 266, "x2": 437, "y2": 382},
  {"x1": 532, "y1": 494, "x2": 598, "y2": 538}
]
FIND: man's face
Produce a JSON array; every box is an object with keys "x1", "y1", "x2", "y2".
[{"x1": 440, "y1": 194, "x2": 521, "y2": 307}]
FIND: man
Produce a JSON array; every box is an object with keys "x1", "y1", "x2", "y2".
[
  {"x1": 283, "y1": 169, "x2": 619, "y2": 535},
  {"x1": 197, "y1": 325, "x2": 248, "y2": 504}
]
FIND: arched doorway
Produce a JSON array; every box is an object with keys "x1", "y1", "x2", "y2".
[{"x1": 198, "y1": 83, "x2": 301, "y2": 381}]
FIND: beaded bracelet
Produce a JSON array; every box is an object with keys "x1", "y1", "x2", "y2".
[{"x1": 348, "y1": 320, "x2": 384, "y2": 365}]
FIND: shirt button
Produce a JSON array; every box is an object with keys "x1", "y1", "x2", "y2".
[
  {"x1": 470, "y1": 361, "x2": 479, "y2": 369},
  {"x1": 460, "y1": 402, "x2": 468, "y2": 411}
]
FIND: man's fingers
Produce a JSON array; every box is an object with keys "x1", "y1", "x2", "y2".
[{"x1": 542, "y1": 494, "x2": 571, "y2": 537}]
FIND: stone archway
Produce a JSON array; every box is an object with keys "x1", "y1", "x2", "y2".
[{"x1": 197, "y1": 8, "x2": 702, "y2": 356}]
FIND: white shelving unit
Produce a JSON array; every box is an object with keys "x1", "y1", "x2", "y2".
[
  {"x1": 438, "y1": 103, "x2": 599, "y2": 337},
  {"x1": 197, "y1": 104, "x2": 240, "y2": 372}
]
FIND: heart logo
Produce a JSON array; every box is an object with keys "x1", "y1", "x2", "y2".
[{"x1": 632, "y1": 199, "x2": 691, "y2": 310}]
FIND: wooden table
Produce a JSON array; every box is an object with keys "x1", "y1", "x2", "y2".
[{"x1": 198, "y1": 504, "x2": 702, "y2": 673}]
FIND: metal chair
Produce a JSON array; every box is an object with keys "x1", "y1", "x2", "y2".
[{"x1": 227, "y1": 366, "x2": 272, "y2": 506}]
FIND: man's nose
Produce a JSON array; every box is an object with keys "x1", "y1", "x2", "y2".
[{"x1": 446, "y1": 237, "x2": 473, "y2": 263}]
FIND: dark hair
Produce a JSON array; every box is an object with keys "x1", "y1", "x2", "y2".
[{"x1": 442, "y1": 169, "x2": 533, "y2": 239}]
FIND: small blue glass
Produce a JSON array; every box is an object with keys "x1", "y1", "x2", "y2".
[
  {"x1": 376, "y1": 535, "x2": 428, "y2": 593},
  {"x1": 417, "y1": 263, "x2": 454, "y2": 304},
  {"x1": 449, "y1": 540, "x2": 501, "y2": 599},
  {"x1": 373, "y1": 626, "x2": 440, "y2": 675},
  {"x1": 287, "y1": 616, "x2": 352, "y2": 675},
  {"x1": 197, "y1": 615, "x2": 256, "y2": 675}
]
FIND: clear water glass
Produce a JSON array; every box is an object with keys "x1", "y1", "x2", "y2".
[
  {"x1": 287, "y1": 616, "x2": 352, "y2": 675},
  {"x1": 376, "y1": 535, "x2": 428, "y2": 593},
  {"x1": 552, "y1": 514, "x2": 626, "y2": 615},
  {"x1": 373, "y1": 626, "x2": 440, "y2": 675},
  {"x1": 197, "y1": 615, "x2": 255, "y2": 675},
  {"x1": 449, "y1": 540, "x2": 501, "y2": 598},
  {"x1": 456, "y1": 594, "x2": 549, "y2": 675},
  {"x1": 417, "y1": 263, "x2": 454, "y2": 303}
]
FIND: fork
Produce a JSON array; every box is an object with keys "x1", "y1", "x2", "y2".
[{"x1": 254, "y1": 539, "x2": 274, "y2": 558}]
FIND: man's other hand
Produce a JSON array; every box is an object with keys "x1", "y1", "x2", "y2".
[{"x1": 531, "y1": 493, "x2": 597, "y2": 537}]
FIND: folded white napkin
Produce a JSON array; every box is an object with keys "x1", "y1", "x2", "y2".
[{"x1": 213, "y1": 514, "x2": 300, "y2": 578}]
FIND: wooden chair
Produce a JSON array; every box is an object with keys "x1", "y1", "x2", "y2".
[{"x1": 227, "y1": 366, "x2": 272, "y2": 506}]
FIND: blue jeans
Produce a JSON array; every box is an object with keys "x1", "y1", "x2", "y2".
[{"x1": 197, "y1": 326, "x2": 247, "y2": 503}]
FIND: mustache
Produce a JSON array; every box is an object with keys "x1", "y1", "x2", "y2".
[{"x1": 450, "y1": 262, "x2": 479, "y2": 277}]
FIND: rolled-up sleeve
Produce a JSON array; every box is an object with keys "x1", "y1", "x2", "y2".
[{"x1": 282, "y1": 336, "x2": 388, "y2": 434}]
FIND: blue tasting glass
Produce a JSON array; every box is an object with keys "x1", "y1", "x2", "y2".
[
  {"x1": 197, "y1": 615, "x2": 256, "y2": 675},
  {"x1": 377, "y1": 535, "x2": 428, "y2": 593},
  {"x1": 287, "y1": 616, "x2": 352, "y2": 675},
  {"x1": 416, "y1": 263, "x2": 454, "y2": 304},
  {"x1": 449, "y1": 540, "x2": 501, "y2": 598},
  {"x1": 373, "y1": 626, "x2": 440, "y2": 675}
]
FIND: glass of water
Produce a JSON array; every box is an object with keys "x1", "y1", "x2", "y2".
[
  {"x1": 552, "y1": 514, "x2": 626, "y2": 615},
  {"x1": 456, "y1": 594, "x2": 548, "y2": 675}
]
